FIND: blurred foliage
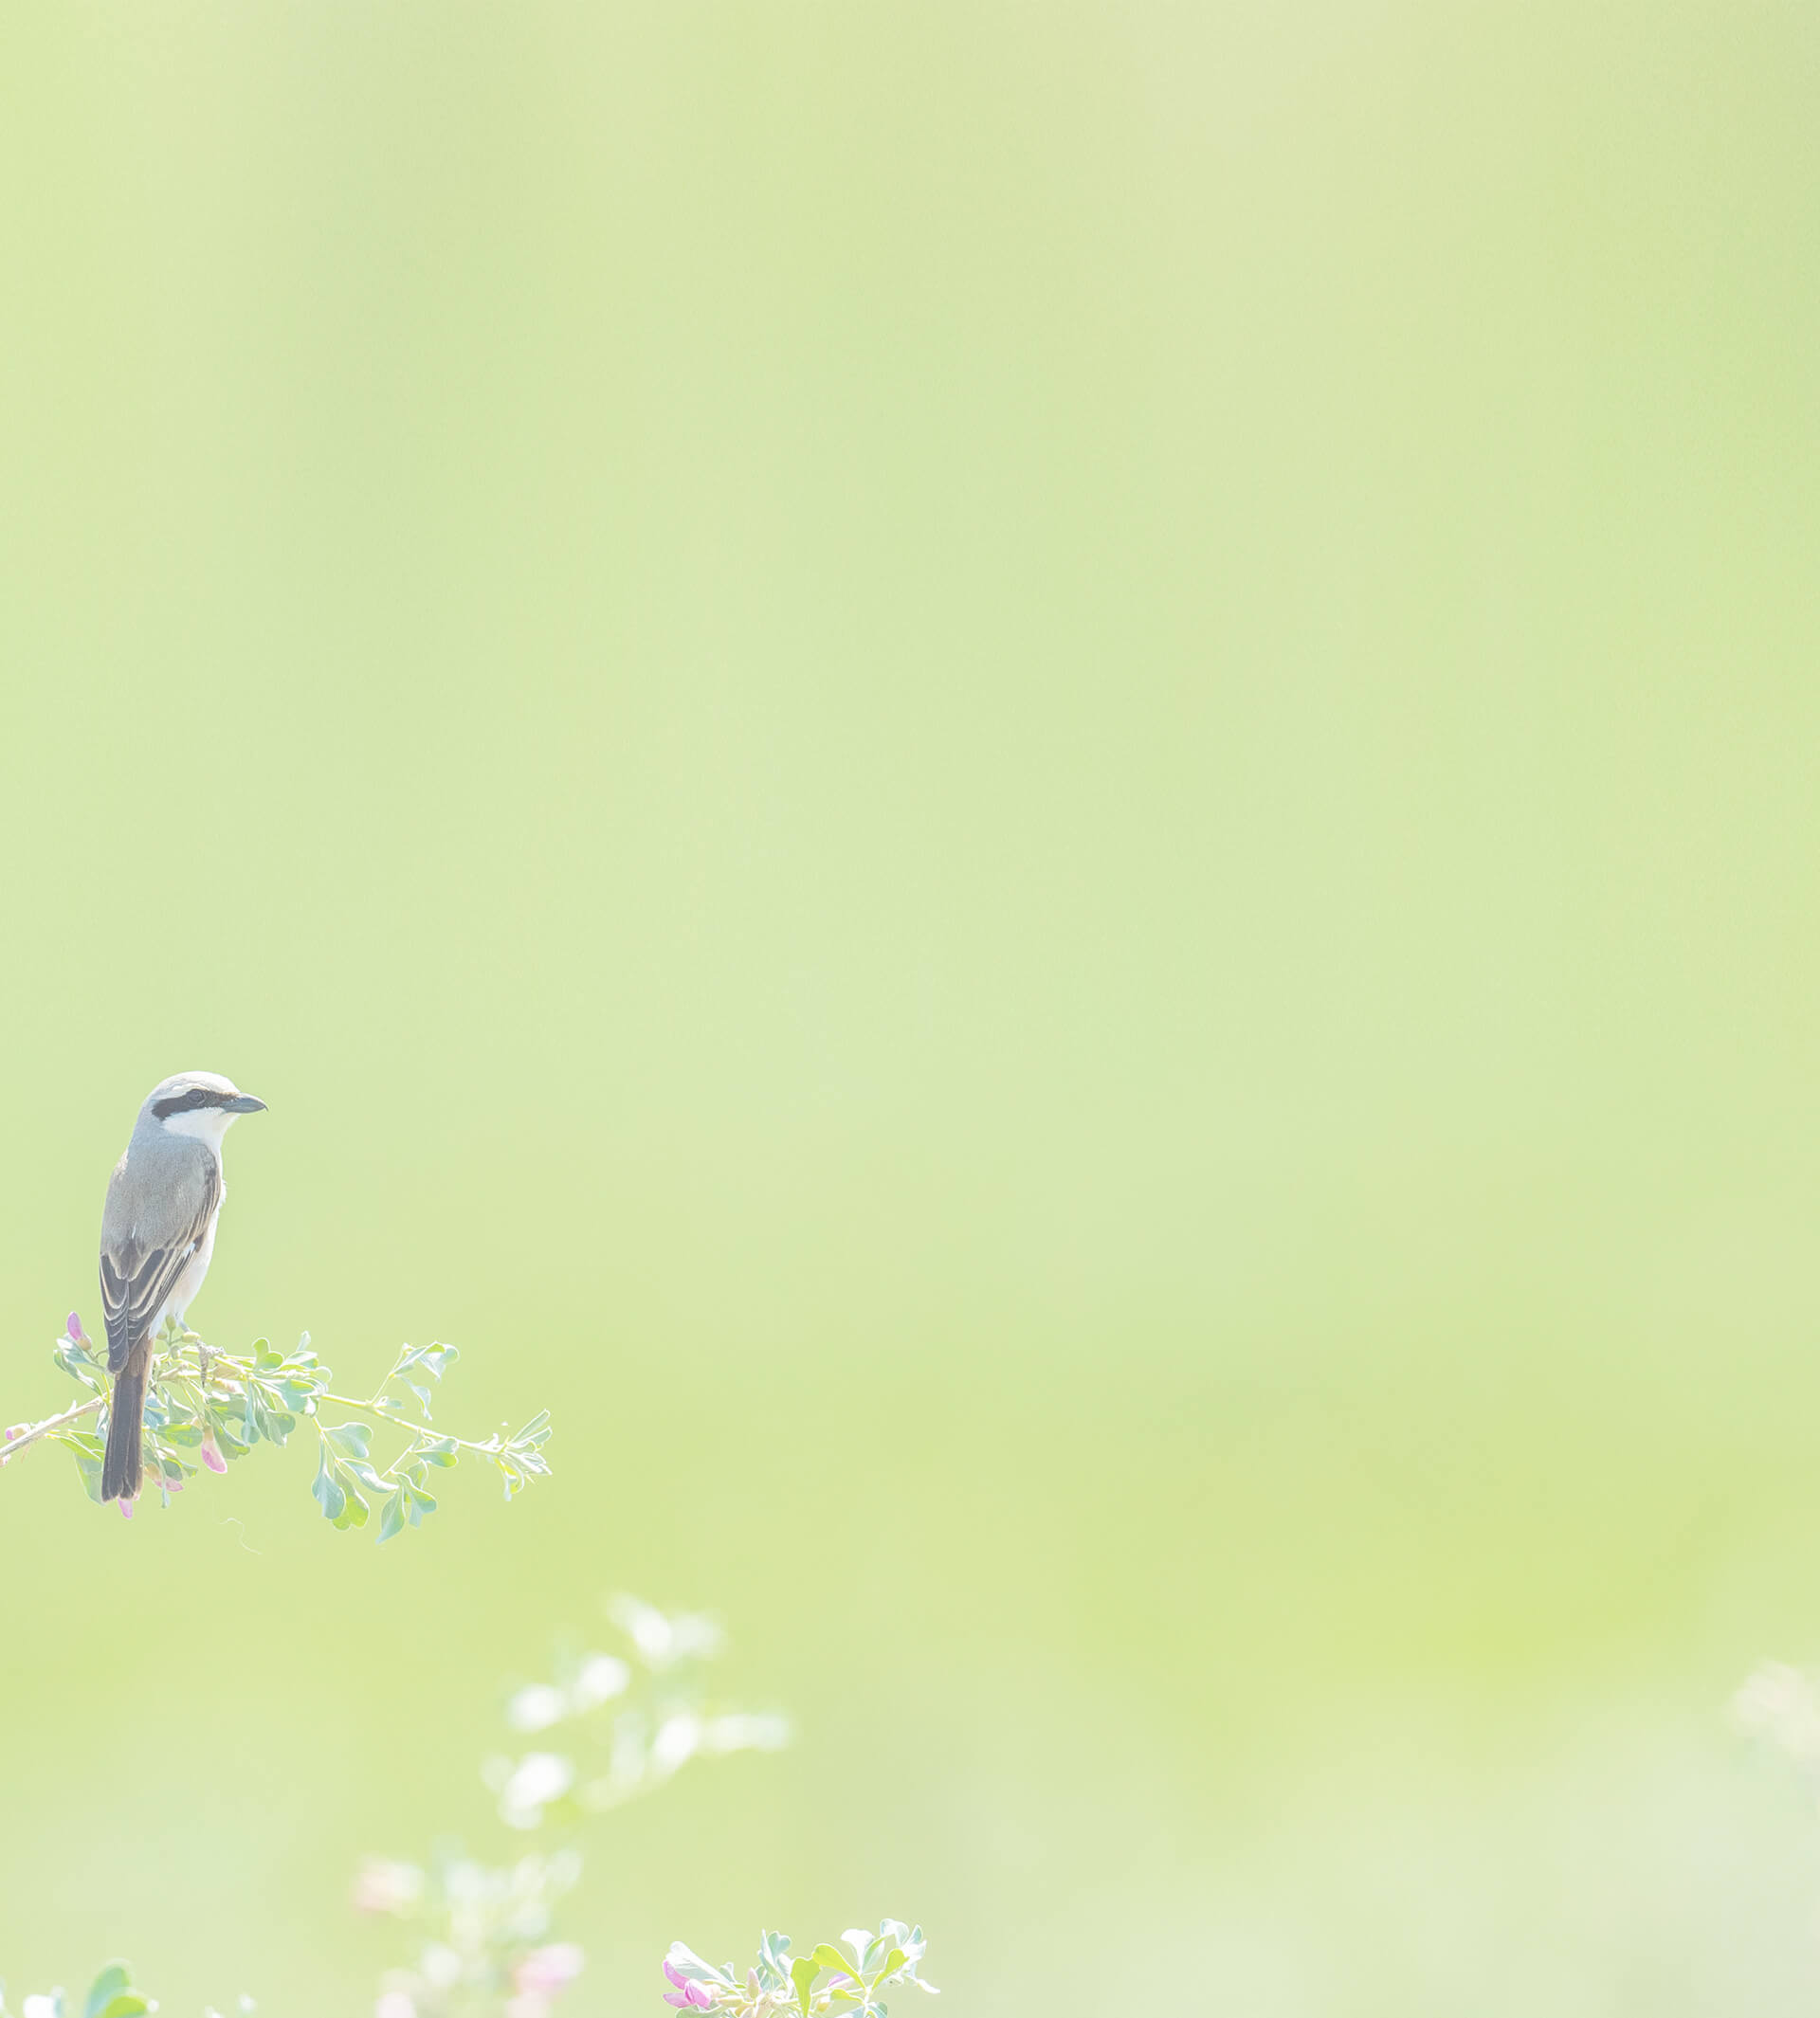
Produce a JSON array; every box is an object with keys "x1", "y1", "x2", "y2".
[{"x1": 363, "y1": 1596, "x2": 790, "y2": 2015}]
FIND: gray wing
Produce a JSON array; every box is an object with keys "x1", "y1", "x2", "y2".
[{"x1": 99, "y1": 1146, "x2": 221, "y2": 1373}]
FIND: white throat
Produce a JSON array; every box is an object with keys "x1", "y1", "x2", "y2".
[{"x1": 161, "y1": 1108, "x2": 242, "y2": 1151}]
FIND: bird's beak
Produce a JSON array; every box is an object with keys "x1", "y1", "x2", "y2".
[{"x1": 225, "y1": 1094, "x2": 267, "y2": 1113}]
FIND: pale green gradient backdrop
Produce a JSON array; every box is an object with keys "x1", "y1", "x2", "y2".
[{"x1": 2, "y1": 3, "x2": 1818, "y2": 2010}]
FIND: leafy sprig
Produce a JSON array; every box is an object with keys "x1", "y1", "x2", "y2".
[
  {"x1": 661, "y1": 1924, "x2": 937, "y2": 2018},
  {"x1": 0, "y1": 1960, "x2": 251, "y2": 2018},
  {"x1": 4, "y1": 1315, "x2": 552, "y2": 1542}
]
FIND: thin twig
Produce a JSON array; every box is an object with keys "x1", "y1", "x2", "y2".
[
  {"x1": 1, "y1": 1392, "x2": 104, "y2": 1464},
  {"x1": 317, "y1": 1391, "x2": 497, "y2": 1453}
]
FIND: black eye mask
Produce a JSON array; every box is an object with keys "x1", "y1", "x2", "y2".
[{"x1": 151, "y1": 1087, "x2": 234, "y2": 1121}]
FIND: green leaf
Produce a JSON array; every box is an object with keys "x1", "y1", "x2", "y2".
[
  {"x1": 93, "y1": 1996, "x2": 150, "y2": 2018},
  {"x1": 375, "y1": 1491, "x2": 407, "y2": 1544},
  {"x1": 311, "y1": 1445, "x2": 346, "y2": 1521},
  {"x1": 417, "y1": 1435, "x2": 459, "y2": 1467},
  {"x1": 84, "y1": 1968, "x2": 132, "y2": 2018},
  {"x1": 323, "y1": 1421, "x2": 373, "y2": 1461},
  {"x1": 332, "y1": 1480, "x2": 371, "y2": 1531},
  {"x1": 812, "y1": 1947, "x2": 854, "y2": 1978},
  {"x1": 870, "y1": 1952, "x2": 906, "y2": 1988},
  {"x1": 405, "y1": 1484, "x2": 438, "y2": 1525},
  {"x1": 791, "y1": 1957, "x2": 818, "y2": 2016}
]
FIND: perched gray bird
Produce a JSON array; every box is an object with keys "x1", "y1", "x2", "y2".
[{"x1": 99, "y1": 1071, "x2": 267, "y2": 1501}]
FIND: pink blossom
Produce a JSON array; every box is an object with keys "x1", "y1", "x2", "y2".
[
  {"x1": 514, "y1": 1947, "x2": 584, "y2": 1996},
  {"x1": 66, "y1": 1313, "x2": 85, "y2": 1345},
  {"x1": 201, "y1": 1430, "x2": 227, "y2": 1474},
  {"x1": 118, "y1": 1497, "x2": 134, "y2": 1520},
  {"x1": 662, "y1": 1961, "x2": 715, "y2": 2010}
]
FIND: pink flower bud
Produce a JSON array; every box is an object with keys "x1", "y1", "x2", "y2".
[
  {"x1": 118, "y1": 1497, "x2": 135, "y2": 1519},
  {"x1": 661, "y1": 1965, "x2": 714, "y2": 2011},
  {"x1": 201, "y1": 1430, "x2": 227, "y2": 1474},
  {"x1": 66, "y1": 1313, "x2": 84, "y2": 1344}
]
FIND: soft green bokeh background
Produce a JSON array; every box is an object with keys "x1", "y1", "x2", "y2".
[{"x1": 2, "y1": 3, "x2": 1819, "y2": 2009}]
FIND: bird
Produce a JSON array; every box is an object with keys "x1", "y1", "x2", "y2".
[{"x1": 98, "y1": 1071, "x2": 267, "y2": 1502}]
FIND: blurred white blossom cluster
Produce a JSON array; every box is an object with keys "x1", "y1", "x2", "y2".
[
  {"x1": 357, "y1": 1596, "x2": 789, "y2": 2017},
  {"x1": 359, "y1": 1848, "x2": 583, "y2": 2018},
  {"x1": 661, "y1": 1924, "x2": 937, "y2": 2018},
  {"x1": 484, "y1": 1596, "x2": 788, "y2": 1830},
  {"x1": 1732, "y1": 1660, "x2": 1820, "y2": 1783}
]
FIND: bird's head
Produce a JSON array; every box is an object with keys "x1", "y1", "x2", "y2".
[{"x1": 142, "y1": 1071, "x2": 268, "y2": 1146}]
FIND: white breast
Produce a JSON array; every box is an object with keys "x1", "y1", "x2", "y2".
[{"x1": 159, "y1": 1190, "x2": 225, "y2": 1329}]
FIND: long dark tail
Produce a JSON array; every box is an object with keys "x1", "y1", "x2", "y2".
[{"x1": 101, "y1": 1354, "x2": 147, "y2": 1502}]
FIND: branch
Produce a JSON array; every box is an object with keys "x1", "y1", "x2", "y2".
[
  {"x1": 13, "y1": 1315, "x2": 553, "y2": 1541},
  {"x1": 3, "y1": 1391, "x2": 104, "y2": 1464}
]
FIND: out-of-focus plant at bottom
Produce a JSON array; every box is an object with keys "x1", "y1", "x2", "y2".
[
  {"x1": 357, "y1": 1594, "x2": 792, "y2": 2016},
  {"x1": 661, "y1": 1923, "x2": 937, "y2": 2017},
  {"x1": 1732, "y1": 1659, "x2": 1820, "y2": 1789},
  {"x1": 1, "y1": 1598, "x2": 930, "y2": 2018},
  {"x1": 0, "y1": 1964, "x2": 251, "y2": 2018}
]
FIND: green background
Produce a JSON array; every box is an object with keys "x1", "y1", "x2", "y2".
[{"x1": 3, "y1": 3, "x2": 1819, "y2": 2009}]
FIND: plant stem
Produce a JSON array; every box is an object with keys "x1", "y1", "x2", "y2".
[
  {"x1": 1, "y1": 1392, "x2": 104, "y2": 1464},
  {"x1": 318, "y1": 1391, "x2": 496, "y2": 1453}
]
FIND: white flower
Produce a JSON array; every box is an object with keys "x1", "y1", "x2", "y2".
[
  {"x1": 500, "y1": 1751, "x2": 575, "y2": 1827},
  {"x1": 24, "y1": 1996, "x2": 62, "y2": 2018},
  {"x1": 704, "y1": 1712, "x2": 790, "y2": 1754},
  {"x1": 507, "y1": 1683, "x2": 568, "y2": 1733},
  {"x1": 610, "y1": 1595, "x2": 722, "y2": 1669},
  {"x1": 651, "y1": 1713, "x2": 702, "y2": 1773},
  {"x1": 514, "y1": 1944, "x2": 585, "y2": 1993},
  {"x1": 352, "y1": 1859, "x2": 425, "y2": 1915},
  {"x1": 420, "y1": 1945, "x2": 463, "y2": 1990},
  {"x1": 1734, "y1": 1661, "x2": 1820, "y2": 1765},
  {"x1": 572, "y1": 1653, "x2": 630, "y2": 1707}
]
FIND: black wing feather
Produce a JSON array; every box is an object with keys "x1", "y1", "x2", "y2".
[{"x1": 100, "y1": 1159, "x2": 222, "y2": 1373}]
